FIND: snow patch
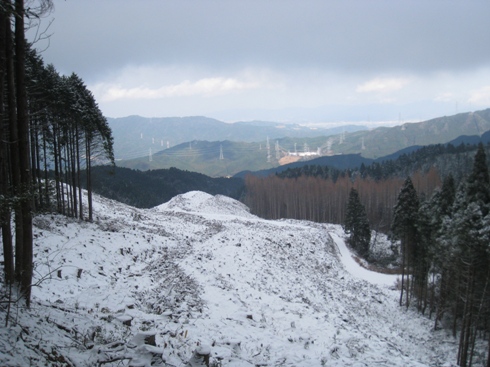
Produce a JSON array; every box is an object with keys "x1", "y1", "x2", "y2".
[{"x1": 155, "y1": 190, "x2": 255, "y2": 218}]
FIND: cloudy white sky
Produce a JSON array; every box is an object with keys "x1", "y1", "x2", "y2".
[{"x1": 28, "y1": 0, "x2": 490, "y2": 124}]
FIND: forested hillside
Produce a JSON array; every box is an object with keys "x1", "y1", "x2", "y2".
[
  {"x1": 118, "y1": 139, "x2": 276, "y2": 177},
  {"x1": 81, "y1": 166, "x2": 244, "y2": 208},
  {"x1": 106, "y1": 137, "x2": 490, "y2": 215},
  {"x1": 390, "y1": 146, "x2": 490, "y2": 367},
  {"x1": 244, "y1": 140, "x2": 490, "y2": 231},
  {"x1": 334, "y1": 109, "x2": 490, "y2": 158}
]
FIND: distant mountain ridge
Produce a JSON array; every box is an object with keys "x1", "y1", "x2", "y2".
[
  {"x1": 108, "y1": 115, "x2": 365, "y2": 161},
  {"x1": 338, "y1": 109, "x2": 490, "y2": 159},
  {"x1": 113, "y1": 108, "x2": 490, "y2": 177}
]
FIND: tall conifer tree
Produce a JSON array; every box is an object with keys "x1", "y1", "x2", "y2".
[
  {"x1": 449, "y1": 144, "x2": 490, "y2": 367},
  {"x1": 392, "y1": 177, "x2": 419, "y2": 308},
  {"x1": 344, "y1": 187, "x2": 371, "y2": 258}
]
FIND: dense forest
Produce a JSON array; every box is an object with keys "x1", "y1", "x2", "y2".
[
  {"x1": 245, "y1": 141, "x2": 489, "y2": 230},
  {"x1": 0, "y1": 1, "x2": 114, "y2": 305},
  {"x1": 244, "y1": 164, "x2": 440, "y2": 231},
  {"x1": 390, "y1": 146, "x2": 490, "y2": 367},
  {"x1": 83, "y1": 166, "x2": 244, "y2": 208}
]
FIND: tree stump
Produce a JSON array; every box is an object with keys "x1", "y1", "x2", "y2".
[
  {"x1": 188, "y1": 345, "x2": 211, "y2": 367},
  {"x1": 129, "y1": 331, "x2": 157, "y2": 347},
  {"x1": 115, "y1": 314, "x2": 133, "y2": 326}
]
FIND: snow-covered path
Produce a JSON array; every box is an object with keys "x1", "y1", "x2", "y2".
[{"x1": 329, "y1": 231, "x2": 399, "y2": 288}]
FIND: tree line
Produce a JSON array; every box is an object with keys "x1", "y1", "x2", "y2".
[
  {"x1": 0, "y1": 1, "x2": 114, "y2": 306},
  {"x1": 244, "y1": 166, "x2": 440, "y2": 232},
  {"x1": 83, "y1": 166, "x2": 244, "y2": 209},
  {"x1": 391, "y1": 144, "x2": 490, "y2": 367}
]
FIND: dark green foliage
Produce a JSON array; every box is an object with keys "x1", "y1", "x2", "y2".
[
  {"x1": 392, "y1": 177, "x2": 420, "y2": 239},
  {"x1": 413, "y1": 195, "x2": 434, "y2": 314},
  {"x1": 392, "y1": 150, "x2": 490, "y2": 367},
  {"x1": 465, "y1": 143, "x2": 490, "y2": 214},
  {"x1": 343, "y1": 188, "x2": 371, "y2": 257},
  {"x1": 273, "y1": 140, "x2": 490, "y2": 186},
  {"x1": 81, "y1": 166, "x2": 245, "y2": 208},
  {"x1": 278, "y1": 164, "x2": 340, "y2": 181},
  {"x1": 441, "y1": 147, "x2": 490, "y2": 367},
  {"x1": 392, "y1": 177, "x2": 420, "y2": 308},
  {"x1": 439, "y1": 174, "x2": 456, "y2": 217}
]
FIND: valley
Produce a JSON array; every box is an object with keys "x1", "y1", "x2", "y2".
[
  {"x1": 2, "y1": 2, "x2": 490, "y2": 366},
  {"x1": 0, "y1": 191, "x2": 460, "y2": 366}
]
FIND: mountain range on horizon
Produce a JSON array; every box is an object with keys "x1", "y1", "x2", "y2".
[
  {"x1": 206, "y1": 99, "x2": 462, "y2": 124},
  {"x1": 110, "y1": 108, "x2": 490, "y2": 177},
  {"x1": 107, "y1": 115, "x2": 367, "y2": 162}
]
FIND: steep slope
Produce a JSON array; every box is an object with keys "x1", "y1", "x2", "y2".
[{"x1": 0, "y1": 191, "x2": 462, "y2": 366}]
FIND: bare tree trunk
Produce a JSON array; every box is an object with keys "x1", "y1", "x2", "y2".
[
  {"x1": 486, "y1": 335, "x2": 489, "y2": 367},
  {"x1": 15, "y1": 0, "x2": 34, "y2": 306},
  {"x1": 399, "y1": 240, "x2": 406, "y2": 307},
  {"x1": 5, "y1": 12, "x2": 23, "y2": 282},
  {"x1": 69, "y1": 132, "x2": 77, "y2": 218},
  {"x1": 0, "y1": 5, "x2": 14, "y2": 284},
  {"x1": 76, "y1": 126, "x2": 83, "y2": 220},
  {"x1": 86, "y1": 138, "x2": 93, "y2": 221},
  {"x1": 52, "y1": 125, "x2": 61, "y2": 212},
  {"x1": 42, "y1": 129, "x2": 50, "y2": 208},
  {"x1": 64, "y1": 145, "x2": 71, "y2": 215},
  {"x1": 458, "y1": 264, "x2": 475, "y2": 367}
]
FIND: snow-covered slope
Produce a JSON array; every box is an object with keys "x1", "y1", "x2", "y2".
[
  {"x1": 155, "y1": 191, "x2": 255, "y2": 219},
  {"x1": 0, "y1": 191, "x2": 458, "y2": 366}
]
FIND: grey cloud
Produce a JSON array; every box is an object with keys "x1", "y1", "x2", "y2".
[{"x1": 32, "y1": 0, "x2": 490, "y2": 82}]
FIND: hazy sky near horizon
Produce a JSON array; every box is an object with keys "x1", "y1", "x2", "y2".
[{"x1": 28, "y1": 0, "x2": 490, "y2": 123}]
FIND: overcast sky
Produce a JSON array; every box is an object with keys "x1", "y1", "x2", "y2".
[{"x1": 28, "y1": 0, "x2": 490, "y2": 124}]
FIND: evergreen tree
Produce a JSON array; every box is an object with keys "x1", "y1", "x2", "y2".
[
  {"x1": 415, "y1": 174, "x2": 456, "y2": 320},
  {"x1": 392, "y1": 177, "x2": 419, "y2": 308},
  {"x1": 0, "y1": 2, "x2": 112, "y2": 307},
  {"x1": 344, "y1": 188, "x2": 371, "y2": 258},
  {"x1": 439, "y1": 174, "x2": 456, "y2": 218},
  {"x1": 429, "y1": 175, "x2": 457, "y2": 326},
  {"x1": 449, "y1": 144, "x2": 490, "y2": 367},
  {"x1": 432, "y1": 145, "x2": 490, "y2": 366},
  {"x1": 415, "y1": 195, "x2": 433, "y2": 314},
  {"x1": 465, "y1": 143, "x2": 490, "y2": 213}
]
